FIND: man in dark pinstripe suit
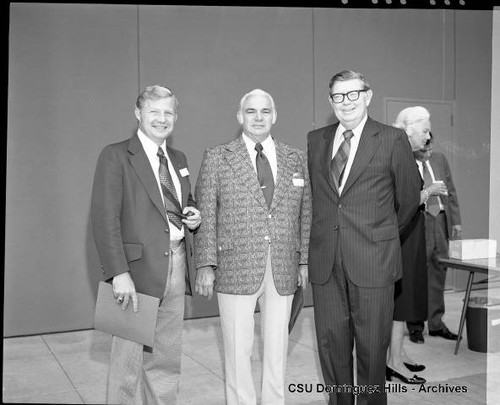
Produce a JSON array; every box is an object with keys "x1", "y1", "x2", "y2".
[{"x1": 307, "y1": 71, "x2": 421, "y2": 405}]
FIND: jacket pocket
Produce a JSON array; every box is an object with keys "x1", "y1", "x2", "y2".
[
  {"x1": 371, "y1": 225, "x2": 398, "y2": 242},
  {"x1": 123, "y1": 243, "x2": 143, "y2": 263}
]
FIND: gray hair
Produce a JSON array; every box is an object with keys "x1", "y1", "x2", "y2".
[
  {"x1": 136, "y1": 85, "x2": 179, "y2": 110},
  {"x1": 393, "y1": 106, "x2": 430, "y2": 130},
  {"x1": 238, "y1": 89, "x2": 276, "y2": 113}
]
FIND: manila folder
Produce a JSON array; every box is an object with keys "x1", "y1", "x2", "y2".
[{"x1": 94, "y1": 281, "x2": 160, "y2": 347}]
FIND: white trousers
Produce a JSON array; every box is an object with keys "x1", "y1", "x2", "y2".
[{"x1": 217, "y1": 249, "x2": 294, "y2": 405}]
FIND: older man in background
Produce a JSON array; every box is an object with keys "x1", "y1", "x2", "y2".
[{"x1": 407, "y1": 131, "x2": 462, "y2": 343}]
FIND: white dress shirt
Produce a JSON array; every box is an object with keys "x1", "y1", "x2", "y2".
[
  {"x1": 416, "y1": 159, "x2": 444, "y2": 211},
  {"x1": 242, "y1": 133, "x2": 278, "y2": 183},
  {"x1": 137, "y1": 129, "x2": 185, "y2": 240},
  {"x1": 331, "y1": 114, "x2": 368, "y2": 195}
]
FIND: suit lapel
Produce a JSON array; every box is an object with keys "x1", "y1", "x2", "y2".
[
  {"x1": 224, "y1": 136, "x2": 268, "y2": 209},
  {"x1": 320, "y1": 124, "x2": 339, "y2": 195},
  {"x1": 429, "y1": 155, "x2": 447, "y2": 205},
  {"x1": 269, "y1": 141, "x2": 294, "y2": 212},
  {"x1": 341, "y1": 117, "x2": 380, "y2": 196},
  {"x1": 429, "y1": 155, "x2": 443, "y2": 181},
  {"x1": 166, "y1": 147, "x2": 189, "y2": 207},
  {"x1": 128, "y1": 135, "x2": 168, "y2": 223}
]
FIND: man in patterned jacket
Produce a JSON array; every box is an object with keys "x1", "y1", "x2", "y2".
[{"x1": 194, "y1": 89, "x2": 312, "y2": 405}]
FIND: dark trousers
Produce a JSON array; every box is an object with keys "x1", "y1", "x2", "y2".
[
  {"x1": 407, "y1": 212, "x2": 449, "y2": 334},
  {"x1": 312, "y1": 255, "x2": 393, "y2": 405}
]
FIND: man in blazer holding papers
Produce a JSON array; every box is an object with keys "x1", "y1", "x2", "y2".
[
  {"x1": 91, "y1": 85, "x2": 201, "y2": 404},
  {"x1": 194, "y1": 89, "x2": 311, "y2": 405}
]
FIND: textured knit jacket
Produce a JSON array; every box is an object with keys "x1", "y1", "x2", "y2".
[{"x1": 194, "y1": 135, "x2": 312, "y2": 295}]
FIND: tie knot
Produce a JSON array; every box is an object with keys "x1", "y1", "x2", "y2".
[
  {"x1": 343, "y1": 130, "x2": 354, "y2": 141},
  {"x1": 255, "y1": 143, "x2": 264, "y2": 153},
  {"x1": 157, "y1": 147, "x2": 165, "y2": 158}
]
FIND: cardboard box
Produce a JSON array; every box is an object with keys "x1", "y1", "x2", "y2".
[{"x1": 449, "y1": 239, "x2": 497, "y2": 260}]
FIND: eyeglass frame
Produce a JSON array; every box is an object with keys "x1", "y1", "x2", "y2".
[{"x1": 329, "y1": 89, "x2": 370, "y2": 104}]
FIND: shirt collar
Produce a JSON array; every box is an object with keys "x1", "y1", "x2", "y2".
[
  {"x1": 137, "y1": 129, "x2": 167, "y2": 157},
  {"x1": 338, "y1": 114, "x2": 368, "y2": 140},
  {"x1": 242, "y1": 133, "x2": 275, "y2": 151}
]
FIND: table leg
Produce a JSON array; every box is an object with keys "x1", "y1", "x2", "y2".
[{"x1": 454, "y1": 271, "x2": 474, "y2": 355}]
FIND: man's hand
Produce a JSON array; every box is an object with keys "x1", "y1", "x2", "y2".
[
  {"x1": 427, "y1": 182, "x2": 448, "y2": 196},
  {"x1": 297, "y1": 265, "x2": 308, "y2": 289},
  {"x1": 182, "y1": 206, "x2": 201, "y2": 230},
  {"x1": 195, "y1": 266, "x2": 215, "y2": 300},
  {"x1": 112, "y1": 272, "x2": 138, "y2": 312},
  {"x1": 451, "y1": 225, "x2": 462, "y2": 240}
]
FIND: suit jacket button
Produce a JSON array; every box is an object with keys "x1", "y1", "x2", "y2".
[
  {"x1": 338, "y1": 203, "x2": 343, "y2": 208},
  {"x1": 333, "y1": 225, "x2": 339, "y2": 231},
  {"x1": 164, "y1": 252, "x2": 169, "y2": 256}
]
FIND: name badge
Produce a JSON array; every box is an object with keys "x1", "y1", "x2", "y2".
[
  {"x1": 179, "y1": 168, "x2": 189, "y2": 177},
  {"x1": 293, "y1": 178, "x2": 304, "y2": 187}
]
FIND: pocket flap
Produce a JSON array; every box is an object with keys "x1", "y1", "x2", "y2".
[
  {"x1": 371, "y1": 225, "x2": 398, "y2": 242},
  {"x1": 123, "y1": 243, "x2": 143, "y2": 262}
]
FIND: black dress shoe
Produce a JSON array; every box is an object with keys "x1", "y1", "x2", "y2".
[
  {"x1": 409, "y1": 330, "x2": 425, "y2": 344},
  {"x1": 429, "y1": 327, "x2": 459, "y2": 341},
  {"x1": 404, "y1": 362, "x2": 426, "y2": 372},
  {"x1": 385, "y1": 366, "x2": 426, "y2": 384}
]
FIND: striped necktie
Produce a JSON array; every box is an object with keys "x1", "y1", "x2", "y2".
[
  {"x1": 157, "y1": 147, "x2": 183, "y2": 229},
  {"x1": 331, "y1": 129, "x2": 354, "y2": 189}
]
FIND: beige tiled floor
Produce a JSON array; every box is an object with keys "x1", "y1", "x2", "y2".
[{"x1": 3, "y1": 289, "x2": 499, "y2": 404}]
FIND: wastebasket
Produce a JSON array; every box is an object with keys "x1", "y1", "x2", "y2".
[{"x1": 466, "y1": 296, "x2": 500, "y2": 353}]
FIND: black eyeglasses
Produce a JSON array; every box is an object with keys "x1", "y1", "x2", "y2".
[{"x1": 329, "y1": 89, "x2": 369, "y2": 104}]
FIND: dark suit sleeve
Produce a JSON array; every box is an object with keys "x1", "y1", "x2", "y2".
[
  {"x1": 441, "y1": 154, "x2": 461, "y2": 226},
  {"x1": 391, "y1": 131, "x2": 421, "y2": 234},
  {"x1": 181, "y1": 153, "x2": 197, "y2": 210},
  {"x1": 91, "y1": 146, "x2": 129, "y2": 281},
  {"x1": 187, "y1": 192, "x2": 196, "y2": 208}
]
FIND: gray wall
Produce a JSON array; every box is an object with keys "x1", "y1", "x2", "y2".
[{"x1": 5, "y1": 4, "x2": 492, "y2": 336}]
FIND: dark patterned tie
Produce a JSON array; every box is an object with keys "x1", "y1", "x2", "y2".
[
  {"x1": 157, "y1": 147, "x2": 183, "y2": 229},
  {"x1": 255, "y1": 143, "x2": 274, "y2": 208},
  {"x1": 331, "y1": 129, "x2": 354, "y2": 189},
  {"x1": 422, "y1": 162, "x2": 441, "y2": 217}
]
